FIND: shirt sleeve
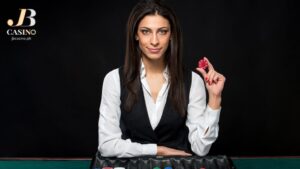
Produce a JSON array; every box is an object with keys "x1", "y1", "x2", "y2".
[
  {"x1": 98, "y1": 68, "x2": 157, "y2": 157},
  {"x1": 186, "y1": 71, "x2": 221, "y2": 156}
]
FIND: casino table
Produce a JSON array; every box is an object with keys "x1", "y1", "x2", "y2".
[{"x1": 0, "y1": 157, "x2": 300, "y2": 169}]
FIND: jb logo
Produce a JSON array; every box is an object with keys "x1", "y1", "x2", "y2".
[
  {"x1": 7, "y1": 9, "x2": 36, "y2": 27},
  {"x1": 6, "y1": 8, "x2": 37, "y2": 38}
]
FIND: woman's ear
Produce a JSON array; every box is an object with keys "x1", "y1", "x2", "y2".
[{"x1": 135, "y1": 35, "x2": 139, "y2": 41}]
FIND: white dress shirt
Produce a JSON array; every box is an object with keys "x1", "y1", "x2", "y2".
[{"x1": 98, "y1": 61, "x2": 221, "y2": 157}]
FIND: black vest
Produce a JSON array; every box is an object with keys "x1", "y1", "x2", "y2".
[{"x1": 119, "y1": 67, "x2": 193, "y2": 153}]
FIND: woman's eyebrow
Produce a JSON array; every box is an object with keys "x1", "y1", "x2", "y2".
[
  {"x1": 139, "y1": 27, "x2": 169, "y2": 30},
  {"x1": 158, "y1": 27, "x2": 169, "y2": 29},
  {"x1": 139, "y1": 27, "x2": 151, "y2": 29}
]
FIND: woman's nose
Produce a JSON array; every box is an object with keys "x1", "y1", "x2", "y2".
[{"x1": 150, "y1": 34, "x2": 159, "y2": 46}]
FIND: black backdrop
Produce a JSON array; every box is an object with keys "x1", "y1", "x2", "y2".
[{"x1": 0, "y1": 0, "x2": 299, "y2": 157}]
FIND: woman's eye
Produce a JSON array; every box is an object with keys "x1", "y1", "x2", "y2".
[
  {"x1": 141, "y1": 30, "x2": 150, "y2": 35},
  {"x1": 159, "y1": 30, "x2": 168, "y2": 35}
]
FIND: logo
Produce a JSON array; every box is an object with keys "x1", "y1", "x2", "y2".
[{"x1": 6, "y1": 8, "x2": 37, "y2": 41}]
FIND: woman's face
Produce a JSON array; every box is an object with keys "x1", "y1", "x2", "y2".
[{"x1": 136, "y1": 14, "x2": 171, "y2": 62}]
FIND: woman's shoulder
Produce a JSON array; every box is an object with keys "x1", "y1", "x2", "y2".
[
  {"x1": 189, "y1": 70, "x2": 205, "y2": 84},
  {"x1": 191, "y1": 70, "x2": 203, "y2": 77},
  {"x1": 103, "y1": 67, "x2": 121, "y2": 83},
  {"x1": 184, "y1": 69, "x2": 204, "y2": 81}
]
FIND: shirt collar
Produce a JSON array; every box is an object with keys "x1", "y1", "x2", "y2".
[{"x1": 140, "y1": 59, "x2": 169, "y2": 82}]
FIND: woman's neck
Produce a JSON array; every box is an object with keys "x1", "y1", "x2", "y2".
[{"x1": 142, "y1": 56, "x2": 165, "y2": 74}]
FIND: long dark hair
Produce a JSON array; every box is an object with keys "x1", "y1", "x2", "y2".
[{"x1": 123, "y1": 0, "x2": 187, "y2": 116}]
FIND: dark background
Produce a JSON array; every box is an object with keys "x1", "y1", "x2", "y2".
[{"x1": 0, "y1": 0, "x2": 299, "y2": 157}]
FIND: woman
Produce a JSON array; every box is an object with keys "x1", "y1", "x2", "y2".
[{"x1": 98, "y1": 0, "x2": 226, "y2": 157}]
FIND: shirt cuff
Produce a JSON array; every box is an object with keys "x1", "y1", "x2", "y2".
[
  {"x1": 206, "y1": 105, "x2": 221, "y2": 125},
  {"x1": 142, "y1": 144, "x2": 157, "y2": 156}
]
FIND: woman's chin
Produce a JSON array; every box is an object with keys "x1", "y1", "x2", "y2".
[{"x1": 144, "y1": 53, "x2": 164, "y2": 61}]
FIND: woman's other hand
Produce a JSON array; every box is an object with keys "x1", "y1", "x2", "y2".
[
  {"x1": 196, "y1": 57, "x2": 226, "y2": 109},
  {"x1": 157, "y1": 146, "x2": 192, "y2": 156}
]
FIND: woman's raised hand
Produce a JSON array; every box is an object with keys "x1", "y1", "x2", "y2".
[{"x1": 196, "y1": 57, "x2": 226, "y2": 109}]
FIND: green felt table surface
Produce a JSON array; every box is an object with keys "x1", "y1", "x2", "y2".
[
  {"x1": 232, "y1": 157, "x2": 300, "y2": 169},
  {"x1": 0, "y1": 158, "x2": 299, "y2": 169}
]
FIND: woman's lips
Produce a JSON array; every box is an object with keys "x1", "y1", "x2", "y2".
[{"x1": 147, "y1": 47, "x2": 161, "y2": 54}]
